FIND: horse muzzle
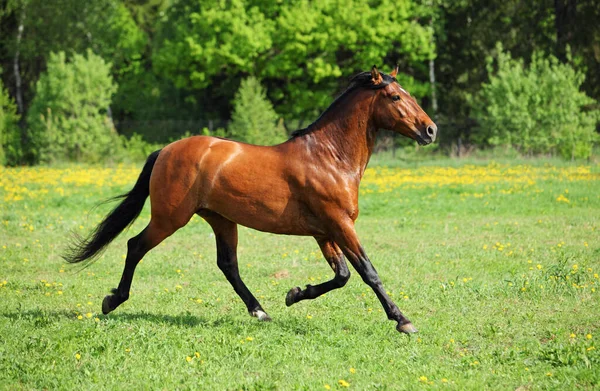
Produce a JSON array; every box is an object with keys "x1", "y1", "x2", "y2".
[{"x1": 415, "y1": 124, "x2": 437, "y2": 145}]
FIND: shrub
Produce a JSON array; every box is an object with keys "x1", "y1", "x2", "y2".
[
  {"x1": 471, "y1": 44, "x2": 598, "y2": 159},
  {"x1": 26, "y1": 50, "x2": 118, "y2": 163},
  {"x1": 0, "y1": 76, "x2": 21, "y2": 165},
  {"x1": 228, "y1": 77, "x2": 286, "y2": 145}
]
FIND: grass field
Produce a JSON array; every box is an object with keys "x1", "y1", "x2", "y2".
[{"x1": 1, "y1": 157, "x2": 599, "y2": 390}]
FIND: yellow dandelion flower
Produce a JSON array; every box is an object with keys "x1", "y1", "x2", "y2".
[
  {"x1": 194, "y1": 352, "x2": 200, "y2": 358},
  {"x1": 85, "y1": 312, "x2": 92, "y2": 318},
  {"x1": 419, "y1": 376, "x2": 428, "y2": 383},
  {"x1": 586, "y1": 334, "x2": 592, "y2": 340},
  {"x1": 306, "y1": 315, "x2": 313, "y2": 319},
  {"x1": 349, "y1": 367, "x2": 356, "y2": 374},
  {"x1": 186, "y1": 356, "x2": 192, "y2": 363},
  {"x1": 338, "y1": 379, "x2": 350, "y2": 388},
  {"x1": 324, "y1": 385, "x2": 331, "y2": 390},
  {"x1": 246, "y1": 337, "x2": 254, "y2": 341},
  {"x1": 75, "y1": 353, "x2": 81, "y2": 360},
  {"x1": 77, "y1": 315, "x2": 83, "y2": 320},
  {"x1": 570, "y1": 333, "x2": 576, "y2": 339}
]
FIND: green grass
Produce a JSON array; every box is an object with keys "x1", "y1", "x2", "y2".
[{"x1": 1, "y1": 158, "x2": 599, "y2": 390}]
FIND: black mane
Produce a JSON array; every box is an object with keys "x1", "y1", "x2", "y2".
[{"x1": 290, "y1": 71, "x2": 396, "y2": 138}]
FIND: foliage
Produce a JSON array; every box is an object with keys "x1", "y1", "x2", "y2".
[
  {"x1": 116, "y1": 133, "x2": 163, "y2": 163},
  {"x1": 153, "y1": 0, "x2": 434, "y2": 119},
  {"x1": 471, "y1": 45, "x2": 599, "y2": 159},
  {"x1": 0, "y1": 75, "x2": 21, "y2": 165},
  {"x1": 26, "y1": 50, "x2": 118, "y2": 163},
  {"x1": 228, "y1": 77, "x2": 286, "y2": 145}
]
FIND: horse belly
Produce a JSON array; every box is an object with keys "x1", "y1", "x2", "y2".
[{"x1": 204, "y1": 170, "x2": 319, "y2": 235}]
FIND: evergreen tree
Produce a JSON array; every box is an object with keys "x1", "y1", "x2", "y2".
[
  {"x1": 26, "y1": 50, "x2": 118, "y2": 163},
  {"x1": 228, "y1": 77, "x2": 285, "y2": 146},
  {"x1": 0, "y1": 74, "x2": 21, "y2": 165}
]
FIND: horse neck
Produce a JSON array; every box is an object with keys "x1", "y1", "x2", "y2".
[{"x1": 298, "y1": 91, "x2": 377, "y2": 179}]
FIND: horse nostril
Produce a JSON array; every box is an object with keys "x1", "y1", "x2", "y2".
[{"x1": 426, "y1": 124, "x2": 437, "y2": 138}]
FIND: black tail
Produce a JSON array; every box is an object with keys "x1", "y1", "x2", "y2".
[{"x1": 63, "y1": 149, "x2": 162, "y2": 265}]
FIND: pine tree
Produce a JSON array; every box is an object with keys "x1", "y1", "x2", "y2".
[{"x1": 228, "y1": 77, "x2": 285, "y2": 146}]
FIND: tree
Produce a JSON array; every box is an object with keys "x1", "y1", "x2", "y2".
[
  {"x1": 0, "y1": 0, "x2": 145, "y2": 122},
  {"x1": 26, "y1": 50, "x2": 118, "y2": 163},
  {"x1": 228, "y1": 77, "x2": 285, "y2": 146},
  {"x1": 0, "y1": 73, "x2": 21, "y2": 165},
  {"x1": 153, "y1": 0, "x2": 434, "y2": 121},
  {"x1": 471, "y1": 45, "x2": 598, "y2": 159}
]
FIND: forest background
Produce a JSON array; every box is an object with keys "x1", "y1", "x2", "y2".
[{"x1": 0, "y1": 0, "x2": 598, "y2": 164}]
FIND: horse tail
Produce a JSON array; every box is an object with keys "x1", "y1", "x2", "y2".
[{"x1": 63, "y1": 149, "x2": 162, "y2": 265}]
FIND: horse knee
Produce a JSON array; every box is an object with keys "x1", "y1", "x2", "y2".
[{"x1": 335, "y1": 267, "x2": 350, "y2": 287}]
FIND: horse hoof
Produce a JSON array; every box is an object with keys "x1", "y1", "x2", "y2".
[
  {"x1": 251, "y1": 310, "x2": 272, "y2": 322},
  {"x1": 397, "y1": 322, "x2": 418, "y2": 334},
  {"x1": 102, "y1": 295, "x2": 114, "y2": 315},
  {"x1": 285, "y1": 287, "x2": 301, "y2": 307}
]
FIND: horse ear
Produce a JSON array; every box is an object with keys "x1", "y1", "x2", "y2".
[
  {"x1": 371, "y1": 65, "x2": 383, "y2": 85},
  {"x1": 390, "y1": 64, "x2": 399, "y2": 78}
]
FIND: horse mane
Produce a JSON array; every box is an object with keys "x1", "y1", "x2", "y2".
[{"x1": 290, "y1": 71, "x2": 396, "y2": 138}]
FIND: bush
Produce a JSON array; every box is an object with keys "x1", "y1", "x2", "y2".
[
  {"x1": 228, "y1": 77, "x2": 286, "y2": 145},
  {"x1": 0, "y1": 76, "x2": 21, "y2": 165},
  {"x1": 26, "y1": 50, "x2": 118, "y2": 163},
  {"x1": 471, "y1": 44, "x2": 599, "y2": 159}
]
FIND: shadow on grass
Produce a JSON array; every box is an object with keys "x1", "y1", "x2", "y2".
[
  {"x1": 0, "y1": 308, "x2": 327, "y2": 335},
  {"x1": 106, "y1": 311, "x2": 212, "y2": 327},
  {"x1": 0, "y1": 308, "x2": 238, "y2": 329},
  {"x1": 0, "y1": 308, "x2": 76, "y2": 326}
]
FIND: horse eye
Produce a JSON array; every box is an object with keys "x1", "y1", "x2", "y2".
[{"x1": 392, "y1": 95, "x2": 401, "y2": 101}]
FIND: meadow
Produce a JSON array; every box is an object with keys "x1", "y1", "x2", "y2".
[{"x1": 0, "y1": 157, "x2": 598, "y2": 390}]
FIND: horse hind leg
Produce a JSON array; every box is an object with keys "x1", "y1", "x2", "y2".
[
  {"x1": 286, "y1": 237, "x2": 350, "y2": 306},
  {"x1": 101, "y1": 219, "x2": 177, "y2": 314},
  {"x1": 200, "y1": 211, "x2": 271, "y2": 321}
]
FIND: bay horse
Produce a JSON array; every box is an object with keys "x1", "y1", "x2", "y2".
[{"x1": 65, "y1": 66, "x2": 437, "y2": 334}]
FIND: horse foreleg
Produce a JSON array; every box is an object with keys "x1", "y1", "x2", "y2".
[
  {"x1": 331, "y1": 218, "x2": 417, "y2": 334},
  {"x1": 286, "y1": 237, "x2": 350, "y2": 306},
  {"x1": 202, "y1": 212, "x2": 271, "y2": 322}
]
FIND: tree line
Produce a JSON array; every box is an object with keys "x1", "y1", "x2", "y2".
[{"x1": 0, "y1": 0, "x2": 598, "y2": 164}]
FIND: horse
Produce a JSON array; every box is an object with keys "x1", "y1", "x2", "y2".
[{"x1": 65, "y1": 66, "x2": 437, "y2": 334}]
